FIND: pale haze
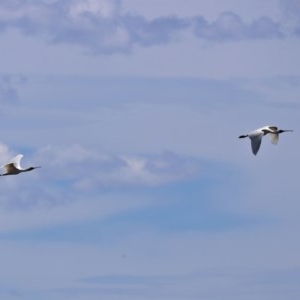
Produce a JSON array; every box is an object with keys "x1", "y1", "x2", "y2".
[{"x1": 0, "y1": 1, "x2": 299, "y2": 299}]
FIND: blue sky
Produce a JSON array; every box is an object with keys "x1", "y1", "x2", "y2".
[{"x1": 0, "y1": 0, "x2": 300, "y2": 299}]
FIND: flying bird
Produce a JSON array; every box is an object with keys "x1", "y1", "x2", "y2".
[
  {"x1": 0, "y1": 154, "x2": 41, "y2": 176},
  {"x1": 239, "y1": 126, "x2": 293, "y2": 155}
]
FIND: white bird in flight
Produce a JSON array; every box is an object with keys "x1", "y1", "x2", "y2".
[
  {"x1": 0, "y1": 154, "x2": 41, "y2": 176},
  {"x1": 239, "y1": 125, "x2": 293, "y2": 155}
]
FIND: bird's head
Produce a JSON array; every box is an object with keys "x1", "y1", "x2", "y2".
[
  {"x1": 278, "y1": 129, "x2": 293, "y2": 133},
  {"x1": 28, "y1": 166, "x2": 41, "y2": 171}
]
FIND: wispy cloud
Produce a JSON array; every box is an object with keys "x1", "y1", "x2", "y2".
[
  {"x1": 0, "y1": 0, "x2": 294, "y2": 54},
  {"x1": 62, "y1": 267, "x2": 300, "y2": 299},
  {"x1": 0, "y1": 142, "x2": 208, "y2": 231},
  {"x1": 280, "y1": 0, "x2": 300, "y2": 34},
  {"x1": 0, "y1": 0, "x2": 189, "y2": 54},
  {"x1": 36, "y1": 144, "x2": 204, "y2": 188},
  {"x1": 193, "y1": 12, "x2": 283, "y2": 42}
]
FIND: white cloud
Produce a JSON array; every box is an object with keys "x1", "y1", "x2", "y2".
[
  {"x1": 193, "y1": 12, "x2": 283, "y2": 42},
  {"x1": 0, "y1": 142, "x2": 207, "y2": 232},
  {"x1": 69, "y1": 0, "x2": 120, "y2": 19},
  {"x1": 35, "y1": 144, "x2": 204, "y2": 188},
  {"x1": 280, "y1": 0, "x2": 300, "y2": 21},
  {"x1": 280, "y1": 0, "x2": 300, "y2": 35},
  {"x1": 0, "y1": 0, "x2": 294, "y2": 54},
  {"x1": 0, "y1": 191, "x2": 145, "y2": 232},
  {"x1": 0, "y1": 142, "x2": 154, "y2": 232}
]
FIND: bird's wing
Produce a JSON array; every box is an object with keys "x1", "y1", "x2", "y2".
[
  {"x1": 3, "y1": 162, "x2": 19, "y2": 174},
  {"x1": 250, "y1": 133, "x2": 263, "y2": 155},
  {"x1": 12, "y1": 154, "x2": 24, "y2": 170},
  {"x1": 268, "y1": 133, "x2": 279, "y2": 144},
  {"x1": 268, "y1": 126, "x2": 278, "y2": 131},
  {"x1": 267, "y1": 126, "x2": 278, "y2": 131}
]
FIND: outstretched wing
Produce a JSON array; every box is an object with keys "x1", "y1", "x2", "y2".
[
  {"x1": 0, "y1": 154, "x2": 24, "y2": 174},
  {"x1": 250, "y1": 134, "x2": 263, "y2": 155},
  {"x1": 3, "y1": 162, "x2": 20, "y2": 174},
  {"x1": 268, "y1": 133, "x2": 279, "y2": 145},
  {"x1": 12, "y1": 154, "x2": 24, "y2": 170}
]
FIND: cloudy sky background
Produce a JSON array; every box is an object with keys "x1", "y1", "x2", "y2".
[{"x1": 0, "y1": 0, "x2": 299, "y2": 299}]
